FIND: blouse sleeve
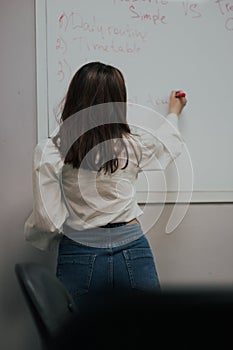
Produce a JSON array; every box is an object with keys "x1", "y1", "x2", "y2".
[
  {"x1": 24, "y1": 138, "x2": 69, "y2": 251},
  {"x1": 135, "y1": 113, "x2": 184, "y2": 171}
]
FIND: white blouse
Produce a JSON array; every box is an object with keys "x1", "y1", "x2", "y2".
[{"x1": 24, "y1": 113, "x2": 183, "y2": 250}]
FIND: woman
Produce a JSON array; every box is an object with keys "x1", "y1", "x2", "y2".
[{"x1": 24, "y1": 62, "x2": 187, "y2": 309}]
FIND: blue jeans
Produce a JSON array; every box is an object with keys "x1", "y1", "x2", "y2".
[{"x1": 56, "y1": 225, "x2": 160, "y2": 311}]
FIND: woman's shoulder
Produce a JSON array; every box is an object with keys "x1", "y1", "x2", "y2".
[
  {"x1": 33, "y1": 138, "x2": 63, "y2": 171},
  {"x1": 127, "y1": 127, "x2": 163, "y2": 167}
]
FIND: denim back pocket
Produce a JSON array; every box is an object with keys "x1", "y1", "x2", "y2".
[
  {"x1": 123, "y1": 248, "x2": 160, "y2": 291},
  {"x1": 57, "y1": 254, "x2": 96, "y2": 301}
]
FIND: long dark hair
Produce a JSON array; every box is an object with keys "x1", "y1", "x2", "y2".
[{"x1": 53, "y1": 62, "x2": 131, "y2": 174}]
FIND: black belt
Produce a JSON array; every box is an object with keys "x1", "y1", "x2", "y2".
[{"x1": 100, "y1": 222, "x2": 127, "y2": 228}]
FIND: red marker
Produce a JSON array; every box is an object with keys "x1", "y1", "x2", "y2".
[{"x1": 175, "y1": 92, "x2": 186, "y2": 98}]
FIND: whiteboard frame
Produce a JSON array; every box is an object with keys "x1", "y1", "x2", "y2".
[
  {"x1": 35, "y1": 0, "x2": 233, "y2": 203},
  {"x1": 35, "y1": 0, "x2": 49, "y2": 142},
  {"x1": 136, "y1": 191, "x2": 233, "y2": 204}
]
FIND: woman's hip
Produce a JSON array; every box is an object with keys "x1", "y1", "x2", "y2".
[{"x1": 62, "y1": 221, "x2": 144, "y2": 249}]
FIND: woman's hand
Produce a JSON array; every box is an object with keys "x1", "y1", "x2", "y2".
[{"x1": 169, "y1": 90, "x2": 187, "y2": 116}]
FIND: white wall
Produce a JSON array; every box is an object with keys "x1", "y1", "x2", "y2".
[
  {"x1": 0, "y1": 1, "x2": 56, "y2": 349},
  {"x1": 0, "y1": 1, "x2": 232, "y2": 349},
  {"x1": 140, "y1": 204, "x2": 233, "y2": 288}
]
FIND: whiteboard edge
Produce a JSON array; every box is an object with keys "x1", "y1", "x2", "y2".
[
  {"x1": 35, "y1": 0, "x2": 48, "y2": 142},
  {"x1": 136, "y1": 191, "x2": 233, "y2": 204}
]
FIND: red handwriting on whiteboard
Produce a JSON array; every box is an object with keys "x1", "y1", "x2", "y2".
[
  {"x1": 215, "y1": 0, "x2": 233, "y2": 15},
  {"x1": 129, "y1": 5, "x2": 167, "y2": 26},
  {"x1": 73, "y1": 36, "x2": 141, "y2": 54},
  {"x1": 113, "y1": 0, "x2": 168, "y2": 5},
  {"x1": 57, "y1": 61, "x2": 64, "y2": 82},
  {"x1": 58, "y1": 11, "x2": 147, "y2": 43},
  {"x1": 225, "y1": 17, "x2": 233, "y2": 30},
  {"x1": 58, "y1": 11, "x2": 81, "y2": 31},
  {"x1": 56, "y1": 35, "x2": 67, "y2": 54},
  {"x1": 92, "y1": 41, "x2": 141, "y2": 54},
  {"x1": 147, "y1": 94, "x2": 168, "y2": 109},
  {"x1": 182, "y1": 1, "x2": 202, "y2": 18},
  {"x1": 58, "y1": 11, "x2": 68, "y2": 30},
  {"x1": 215, "y1": 0, "x2": 233, "y2": 30},
  {"x1": 57, "y1": 59, "x2": 72, "y2": 82}
]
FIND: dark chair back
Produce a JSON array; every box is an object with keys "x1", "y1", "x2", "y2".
[{"x1": 15, "y1": 262, "x2": 77, "y2": 349}]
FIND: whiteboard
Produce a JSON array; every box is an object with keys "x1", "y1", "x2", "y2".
[{"x1": 35, "y1": 0, "x2": 233, "y2": 203}]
